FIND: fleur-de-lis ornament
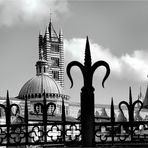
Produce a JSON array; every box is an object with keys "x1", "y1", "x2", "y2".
[
  {"x1": 119, "y1": 87, "x2": 143, "y2": 141},
  {"x1": 67, "y1": 37, "x2": 110, "y2": 147},
  {"x1": 67, "y1": 37, "x2": 110, "y2": 89},
  {"x1": 119, "y1": 87, "x2": 143, "y2": 123}
]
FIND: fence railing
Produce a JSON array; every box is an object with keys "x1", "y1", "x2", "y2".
[
  {"x1": 0, "y1": 122, "x2": 81, "y2": 146},
  {"x1": 0, "y1": 88, "x2": 148, "y2": 147},
  {"x1": 0, "y1": 90, "x2": 147, "y2": 147},
  {"x1": 95, "y1": 121, "x2": 148, "y2": 146},
  {"x1": 0, "y1": 90, "x2": 82, "y2": 147}
]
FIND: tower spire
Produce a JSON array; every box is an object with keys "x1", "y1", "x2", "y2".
[
  {"x1": 38, "y1": 14, "x2": 64, "y2": 87},
  {"x1": 49, "y1": 10, "x2": 52, "y2": 23},
  {"x1": 39, "y1": 31, "x2": 43, "y2": 60}
]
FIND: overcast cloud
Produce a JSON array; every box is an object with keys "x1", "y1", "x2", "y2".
[
  {"x1": 64, "y1": 38, "x2": 148, "y2": 82},
  {"x1": 0, "y1": 0, "x2": 69, "y2": 26}
]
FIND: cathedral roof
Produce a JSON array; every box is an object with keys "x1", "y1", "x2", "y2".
[
  {"x1": 18, "y1": 74, "x2": 62, "y2": 99},
  {"x1": 100, "y1": 108, "x2": 109, "y2": 118},
  {"x1": 47, "y1": 21, "x2": 59, "y2": 42},
  {"x1": 117, "y1": 110, "x2": 127, "y2": 122}
]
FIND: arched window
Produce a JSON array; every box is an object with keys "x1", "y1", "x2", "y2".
[
  {"x1": 34, "y1": 103, "x2": 43, "y2": 114},
  {"x1": 47, "y1": 103, "x2": 56, "y2": 115},
  {"x1": 48, "y1": 104, "x2": 54, "y2": 114}
]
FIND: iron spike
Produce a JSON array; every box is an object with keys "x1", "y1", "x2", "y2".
[
  {"x1": 43, "y1": 90, "x2": 47, "y2": 124},
  {"x1": 62, "y1": 97, "x2": 66, "y2": 122},
  {"x1": 6, "y1": 90, "x2": 10, "y2": 126},
  {"x1": 25, "y1": 96, "x2": 28, "y2": 124},
  {"x1": 84, "y1": 36, "x2": 91, "y2": 67},
  {"x1": 129, "y1": 87, "x2": 132, "y2": 105},
  {"x1": 6, "y1": 90, "x2": 10, "y2": 108},
  {"x1": 111, "y1": 97, "x2": 115, "y2": 123}
]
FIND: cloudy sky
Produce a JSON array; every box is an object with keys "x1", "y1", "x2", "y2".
[{"x1": 0, "y1": 0, "x2": 148, "y2": 105}]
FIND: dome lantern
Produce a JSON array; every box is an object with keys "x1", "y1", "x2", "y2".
[{"x1": 36, "y1": 49, "x2": 49, "y2": 76}]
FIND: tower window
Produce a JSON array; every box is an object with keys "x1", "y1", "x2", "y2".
[
  {"x1": 51, "y1": 57, "x2": 59, "y2": 67},
  {"x1": 51, "y1": 44, "x2": 59, "y2": 52},
  {"x1": 52, "y1": 71, "x2": 59, "y2": 80}
]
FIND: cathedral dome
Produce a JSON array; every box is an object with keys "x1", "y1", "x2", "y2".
[{"x1": 18, "y1": 74, "x2": 62, "y2": 99}]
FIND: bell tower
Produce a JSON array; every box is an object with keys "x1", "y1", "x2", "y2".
[{"x1": 38, "y1": 19, "x2": 64, "y2": 88}]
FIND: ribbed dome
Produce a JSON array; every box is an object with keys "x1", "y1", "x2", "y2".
[{"x1": 18, "y1": 74, "x2": 62, "y2": 98}]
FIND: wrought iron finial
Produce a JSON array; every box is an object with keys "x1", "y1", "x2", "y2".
[
  {"x1": 67, "y1": 37, "x2": 110, "y2": 147},
  {"x1": 84, "y1": 36, "x2": 91, "y2": 68},
  {"x1": 119, "y1": 87, "x2": 143, "y2": 122},
  {"x1": 111, "y1": 97, "x2": 115, "y2": 123},
  {"x1": 67, "y1": 60, "x2": 84, "y2": 89},
  {"x1": 67, "y1": 37, "x2": 110, "y2": 89},
  {"x1": 129, "y1": 87, "x2": 132, "y2": 105},
  {"x1": 6, "y1": 90, "x2": 10, "y2": 127},
  {"x1": 6, "y1": 90, "x2": 10, "y2": 108}
]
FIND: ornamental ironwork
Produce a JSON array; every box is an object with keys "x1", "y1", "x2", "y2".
[{"x1": 67, "y1": 36, "x2": 110, "y2": 146}]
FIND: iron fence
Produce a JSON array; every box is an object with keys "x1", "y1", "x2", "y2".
[
  {"x1": 0, "y1": 88, "x2": 148, "y2": 147},
  {"x1": 0, "y1": 91, "x2": 81, "y2": 147}
]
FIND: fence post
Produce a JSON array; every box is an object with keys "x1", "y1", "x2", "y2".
[
  {"x1": 61, "y1": 96, "x2": 66, "y2": 144},
  {"x1": 129, "y1": 87, "x2": 134, "y2": 141},
  {"x1": 67, "y1": 37, "x2": 110, "y2": 147},
  {"x1": 43, "y1": 90, "x2": 47, "y2": 143},
  {"x1": 111, "y1": 98, "x2": 115, "y2": 145},
  {"x1": 6, "y1": 90, "x2": 10, "y2": 145},
  {"x1": 24, "y1": 96, "x2": 28, "y2": 144},
  {"x1": 119, "y1": 87, "x2": 143, "y2": 142}
]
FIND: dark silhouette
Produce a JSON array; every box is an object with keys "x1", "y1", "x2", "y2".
[{"x1": 67, "y1": 37, "x2": 110, "y2": 147}]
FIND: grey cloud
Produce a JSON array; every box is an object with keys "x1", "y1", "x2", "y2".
[
  {"x1": 0, "y1": 0, "x2": 69, "y2": 26},
  {"x1": 64, "y1": 38, "x2": 148, "y2": 82}
]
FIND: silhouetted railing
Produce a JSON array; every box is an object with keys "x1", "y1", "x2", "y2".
[
  {"x1": 0, "y1": 91, "x2": 81, "y2": 147},
  {"x1": 67, "y1": 37, "x2": 110, "y2": 146},
  {"x1": 95, "y1": 87, "x2": 147, "y2": 147},
  {"x1": 0, "y1": 88, "x2": 147, "y2": 147}
]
